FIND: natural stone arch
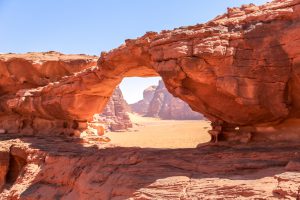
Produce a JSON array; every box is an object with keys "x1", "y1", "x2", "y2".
[{"x1": 1, "y1": 0, "x2": 300, "y2": 141}]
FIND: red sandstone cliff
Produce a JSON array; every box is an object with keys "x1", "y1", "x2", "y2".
[
  {"x1": 131, "y1": 80, "x2": 204, "y2": 120},
  {"x1": 0, "y1": 0, "x2": 300, "y2": 199},
  {"x1": 146, "y1": 80, "x2": 204, "y2": 120},
  {"x1": 95, "y1": 86, "x2": 132, "y2": 131},
  {"x1": 0, "y1": 51, "x2": 99, "y2": 136},
  {"x1": 130, "y1": 85, "x2": 157, "y2": 115},
  {"x1": 0, "y1": 51, "x2": 132, "y2": 136},
  {"x1": 1, "y1": 136, "x2": 300, "y2": 199},
  {"x1": 2, "y1": 0, "x2": 300, "y2": 142}
]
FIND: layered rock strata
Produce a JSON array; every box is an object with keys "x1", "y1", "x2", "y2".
[
  {"x1": 145, "y1": 80, "x2": 204, "y2": 119},
  {"x1": 0, "y1": 52, "x2": 131, "y2": 136},
  {"x1": 94, "y1": 86, "x2": 132, "y2": 131},
  {"x1": 0, "y1": 51, "x2": 98, "y2": 136},
  {"x1": 1, "y1": 136, "x2": 300, "y2": 199},
  {"x1": 1, "y1": 0, "x2": 300, "y2": 141},
  {"x1": 131, "y1": 81, "x2": 203, "y2": 119}
]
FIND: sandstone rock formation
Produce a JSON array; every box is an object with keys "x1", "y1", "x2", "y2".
[
  {"x1": 1, "y1": 136, "x2": 300, "y2": 199},
  {"x1": 0, "y1": 51, "x2": 98, "y2": 136},
  {"x1": 1, "y1": 1, "x2": 300, "y2": 199},
  {"x1": 145, "y1": 80, "x2": 204, "y2": 120},
  {"x1": 130, "y1": 85, "x2": 157, "y2": 115},
  {"x1": 0, "y1": 52, "x2": 131, "y2": 136},
  {"x1": 95, "y1": 86, "x2": 132, "y2": 131},
  {"x1": 1, "y1": 0, "x2": 300, "y2": 142},
  {"x1": 0, "y1": 51, "x2": 97, "y2": 96},
  {"x1": 131, "y1": 80, "x2": 203, "y2": 119}
]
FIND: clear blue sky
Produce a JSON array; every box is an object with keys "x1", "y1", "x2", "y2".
[{"x1": 0, "y1": 0, "x2": 269, "y2": 103}]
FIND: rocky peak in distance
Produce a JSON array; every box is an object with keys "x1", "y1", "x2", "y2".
[{"x1": 131, "y1": 80, "x2": 204, "y2": 120}]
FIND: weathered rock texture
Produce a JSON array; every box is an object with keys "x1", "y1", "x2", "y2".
[
  {"x1": 95, "y1": 86, "x2": 132, "y2": 131},
  {"x1": 0, "y1": 51, "x2": 99, "y2": 136},
  {"x1": 0, "y1": 51, "x2": 97, "y2": 96},
  {"x1": 1, "y1": 136, "x2": 300, "y2": 199},
  {"x1": 0, "y1": 52, "x2": 131, "y2": 136},
  {"x1": 145, "y1": 80, "x2": 204, "y2": 120},
  {"x1": 130, "y1": 85, "x2": 157, "y2": 115},
  {"x1": 1, "y1": 0, "x2": 300, "y2": 141}
]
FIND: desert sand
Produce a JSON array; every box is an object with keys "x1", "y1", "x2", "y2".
[
  {"x1": 1, "y1": 0, "x2": 300, "y2": 199},
  {"x1": 107, "y1": 113, "x2": 211, "y2": 148}
]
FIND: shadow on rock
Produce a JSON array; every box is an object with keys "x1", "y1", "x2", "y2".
[{"x1": 0, "y1": 135, "x2": 300, "y2": 199}]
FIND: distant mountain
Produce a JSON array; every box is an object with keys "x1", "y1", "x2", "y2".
[
  {"x1": 130, "y1": 85, "x2": 157, "y2": 115},
  {"x1": 94, "y1": 87, "x2": 132, "y2": 131},
  {"x1": 131, "y1": 80, "x2": 204, "y2": 120}
]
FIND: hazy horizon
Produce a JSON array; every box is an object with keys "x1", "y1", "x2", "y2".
[{"x1": 120, "y1": 77, "x2": 161, "y2": 104}]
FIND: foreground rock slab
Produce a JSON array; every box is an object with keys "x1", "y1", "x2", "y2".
[{"x1": 1, "y1": 136, "x2": 300, "y2": 199}]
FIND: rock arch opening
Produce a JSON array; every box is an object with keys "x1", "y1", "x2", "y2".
[
  {"x1": 0, "y1": 2, "x2": 300, "y2": 143},
  {"x1": 104, "y1": 76, "x2": 209, "y2": 148}
]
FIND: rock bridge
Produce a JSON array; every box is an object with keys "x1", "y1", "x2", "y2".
[{"x1": 1, "y1": 0, "x2": 300, "y2": 142}]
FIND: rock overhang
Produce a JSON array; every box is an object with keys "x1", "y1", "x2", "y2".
[{"x1": 0, "y1": 0, "x2": 300, "y2": 141}]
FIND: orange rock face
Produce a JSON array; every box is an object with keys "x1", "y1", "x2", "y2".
[
  {"x1": 95, "y1": 86, "x2": 132, "y2": 131},
  {"x1": 132, "y1": 80, "x2": 203, "y2": 119},
  {"x1": 0, "y1": 51, "x2": 97, "y2": 96},
  {"x1": 145, "y1": 80, "x2": 203, "y2": 120},
  {"x1": 1, "y1": 136, "x2": 300, "y2": 199},
  {"x1": 1, "y1": 1, "x2": 300, "y2": 199},
  {"x1": 1, "y1": 0, "x2": 300, "y2": 141},
  {"x1": 0, "y1": 147, "x2": 9, "y2": 191},
  {"x1": 0, "y1": 51, "x2": 98, "y2": 135}
]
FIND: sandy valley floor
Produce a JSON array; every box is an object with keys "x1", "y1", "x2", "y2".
[{"x1": 107, "y1": 113, "x2": 211, "y2": 148}]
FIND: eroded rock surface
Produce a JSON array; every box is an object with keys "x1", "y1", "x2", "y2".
[
  {"x1": 95, "y1": 86, "x2": 132, "y2": 131},
  {"x1": 2, "y1": 0, "x2": 300, "y2": 141},
  {"x1": 1, "y1": 136, "x2": 300, "y2": 199},
  {"x1": 145, "y1": 80, "x2": 204, "y2": 120},
  {"x1": 0, "y1": 51, "x2": 98, "y2": 96},
  {"x1": 131, "y1": 81, "x2": 203, "y2": 120},
  {"x1": 130, "y1": 85, "x2": 157, "y2": 115},
  {"x1": 0, "y1": 51, "x2": 99, "y2": 136},
  {"x1": 0, "y1": 146, "x2": 9, "y2": 191},
  {"x1": 0, "y1": 52, "x2": 131, "y2": 137}
]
